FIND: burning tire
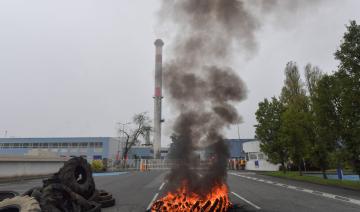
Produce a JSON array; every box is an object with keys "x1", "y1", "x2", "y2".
[
  {"x1": 0, "y1": 196, "x2": 41, "y2": 212},
  {"x1": 57, "y1": 157, "x2": 95, "y2": 199},
  {"x1": 0, "y1": 191, "x2": 19, "y2": 202}
]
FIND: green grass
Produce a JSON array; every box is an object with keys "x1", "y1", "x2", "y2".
[{"x1": 262, "y1": 171, "x2": 360, "y2": 191}]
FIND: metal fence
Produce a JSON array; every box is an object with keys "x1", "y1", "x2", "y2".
[
  {"x1": 107, "y1": 159, "x2": 248, "y2": 171},
  {"x1": 108, "y1": 159, "x2": 175, "y2": 171}
]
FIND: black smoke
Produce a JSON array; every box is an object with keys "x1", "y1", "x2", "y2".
[{"x1": 159, "y1": 0, "x2": 320, "y2": 195}]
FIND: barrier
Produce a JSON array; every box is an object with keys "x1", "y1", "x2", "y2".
[
  {"x1": 109, "y1": 159, "x2": 176, "y2": 171},
  {"x1": 0, "y1": 156, "x2": 66, "y2": 179}
]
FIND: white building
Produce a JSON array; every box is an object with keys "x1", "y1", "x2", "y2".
[{"x1": 243, "y1": 140, "x2": 280, "y2": 171}]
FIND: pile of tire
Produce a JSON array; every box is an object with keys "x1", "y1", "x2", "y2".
[{"x1": 0, "y1": 157, "x2": 115, "y2": 212}]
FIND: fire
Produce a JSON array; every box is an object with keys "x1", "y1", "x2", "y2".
[{"x1": 151, "y1": 183, "x2": 232, "y2": 211}]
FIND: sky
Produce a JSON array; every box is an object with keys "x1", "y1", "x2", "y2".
[{"x1": 0, "y1": 0, "x2": 359, "y2": 147}]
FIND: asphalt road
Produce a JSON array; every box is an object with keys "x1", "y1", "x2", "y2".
[{"x1": 1, "y1": 171, "x2": 360, "y2": 212}]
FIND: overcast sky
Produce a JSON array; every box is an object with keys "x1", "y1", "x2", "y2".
[{"x1": 0, "y1": 0, "x2": 359, "y2": 146}]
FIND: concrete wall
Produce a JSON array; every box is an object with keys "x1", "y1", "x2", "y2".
[{"x1": 0, "y1": 156, "x2": 65, "y2": 179}]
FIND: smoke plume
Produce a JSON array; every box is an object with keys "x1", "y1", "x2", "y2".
[{"x1": 159, "y1": 0, "x2": 320, "y2": 195}]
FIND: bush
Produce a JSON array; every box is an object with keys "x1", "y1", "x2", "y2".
[{"x1": 91, "y1": 160, "x2": 104, "y2": 172}]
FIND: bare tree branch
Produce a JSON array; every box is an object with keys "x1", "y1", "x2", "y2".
[{"x1": 117, "y1": 112, "x2": 151, "y2": 159}]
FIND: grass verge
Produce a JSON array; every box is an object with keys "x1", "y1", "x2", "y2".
[{"x1": 261, "y1": 171, "x2": 360, "y2": 191}]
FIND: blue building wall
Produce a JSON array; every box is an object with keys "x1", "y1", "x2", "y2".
[
  {"x1": 127, "y1": 147, "x2": 154, "y2": 159},
  {"x1": 226, "y1": 139, "x2": 256, "y2": 159},
  {"x1": 0, "y1": 137, "x2": 112, "y2": 160}
]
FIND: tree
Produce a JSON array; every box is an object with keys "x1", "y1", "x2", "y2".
[
  {"x1": 280, "y1": 104, "x2": 312, "y2": 176},
  {"x1": 311, "y1": 74, "x2": 341, "y2": 179},
  {"x1": 255, "y1": 97, "x2": 288, "y2": 172},
  {"x1": 118, "y1": 112, "x2": 151, "y2": 160},
  {"x1": 304, "y1": 64, "x2": 322, "y2": 98},
  {"x1": 280, "y1": 62, "x2": 306, "y2": 105},
  {"x1": 334, "y1": 20, "x2": 360, "y2": 177},
  {"x1": 280, "y1": 62, "x2": 311, "y2": 176}
]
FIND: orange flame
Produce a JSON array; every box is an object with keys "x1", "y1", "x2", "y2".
[{"x1": 151, "y1": 183, "x2": 232, "y2": 211}]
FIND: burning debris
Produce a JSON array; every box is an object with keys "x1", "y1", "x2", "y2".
[{"x1": 151, "y1": 183, "x2": 231, "y2": 211}]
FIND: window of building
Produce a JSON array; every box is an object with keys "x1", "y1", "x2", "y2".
[
  {"x1": 89, "y1": 143, "x2": 95, "y2": 148},
  {"x1": 49, "y1": 143, "x2": 59, "y2": 148},
  {"x1": 258, "y1": 153, "x2": 264, "y2": 160},
  {"x1": 14, "y1": 143, "x2": 20, "y2": 148},
  {"x1": 40, "y1": 143, "x2": 49, "y2": 148},
  {"x1": 249, "y1": 153, "x2": 257, "y2": 160},
  {"x1": 94, "y1": 142, "x2": 102, "y2": 148},
  {"x1": 62, "y1": 143, "x2": 69, "y2": 148},
  {"x1": 33, "y1": 143, "x2": 39, "y2": 148},
  {"x1": 23, "y1": 143, "x2": 29, "y2": 148},
  {"x1": 71, "y1": 143, "x2": 78, "y2": 148},
  {"x1": 80, "y1": 143, "x2": 88, "y2": 148}
]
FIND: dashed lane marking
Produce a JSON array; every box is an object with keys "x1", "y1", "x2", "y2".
[
  {"x1": 231, "y1": 191, "x2": 261, "y2": 210},
  {"x1": 159, "y1": 182, "x2": 166, "y2": 191},
  {"x1": 147, "y1": 192, "x2": 159, "y2": 211},
  {"x1": 229, "y1": 172, "x2": 360, "y2": 207}
]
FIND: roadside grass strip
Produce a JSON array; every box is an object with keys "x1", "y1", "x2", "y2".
[{"x1": 229, "y1": 172, "x2": 360, "y2": 207}]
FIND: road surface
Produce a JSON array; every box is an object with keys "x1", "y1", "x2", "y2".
[{"x1": 0, "y1": 171, "x2": 359, "y2": 211}]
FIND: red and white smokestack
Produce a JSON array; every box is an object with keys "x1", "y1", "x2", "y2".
[{"x1": 153, "y1": 39, "x2": 164, "y2": 159}]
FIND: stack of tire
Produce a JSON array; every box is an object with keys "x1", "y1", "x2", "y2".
[{"x1": 0, "y1": 157, "x2": 115, "y2": 212}]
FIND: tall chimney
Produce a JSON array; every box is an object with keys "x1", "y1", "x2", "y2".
[{"x1": 153, "y1": 39, "x2": 164, "y2": 159}]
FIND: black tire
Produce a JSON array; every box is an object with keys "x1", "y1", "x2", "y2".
[
  {"x1": 22, "y1": 187, "x2": 41, "y2": 197},
  {"x1": 0, "y1": 191, "x2": 19, "y2": 202},
  {"x1": 0, "y1": 196, "x2": 41, "y2": 212},
  {"x1": 40, "y1": 183, "x2": 101, "y2": 212},
  {"x1": 93, "y1": 190, "x2": 112, "y2": 201},
  {"x1": 57, "y1": 157, "x2": 95, "y2": 199},
  {"x1": 40, "y1": 184, "x2": 80, "y2": 212},
  {"x1": 97, "y1": 198, "x2": 115, "y2": 208},
  {"x1": 22, "y1": 187, "x2": 42, "y2": 202},
  {"x1": 86, "y1": 201, "x2": 101, "y2": 212}
]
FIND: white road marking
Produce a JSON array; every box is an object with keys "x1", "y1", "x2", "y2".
[
  {"x1": 229, "y1": 172, "x2": 360, "y2": 207},
  {"x1": 159, "y1": 182, "x2": 166, "y2": 191},
  {"x1": 147, "y1": 192, "x2": 159, "y2": 211},
  {"x1": 231, "y1": 191, "x2": 261, "y2": 210}
]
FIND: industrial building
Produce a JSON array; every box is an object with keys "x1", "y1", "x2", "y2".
[
  {"x1": 226, "y1": 139, "x2": 256, "y2": 159},
  {"x1": 0, "y1": 137, "x2": 124, "y2": 161},
  {"x1": 242, "y1": 140, "x2": 280, "y2": 171},
  {"x1": 0, "y1": 137, "x2": 170, "y2": 161}
]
